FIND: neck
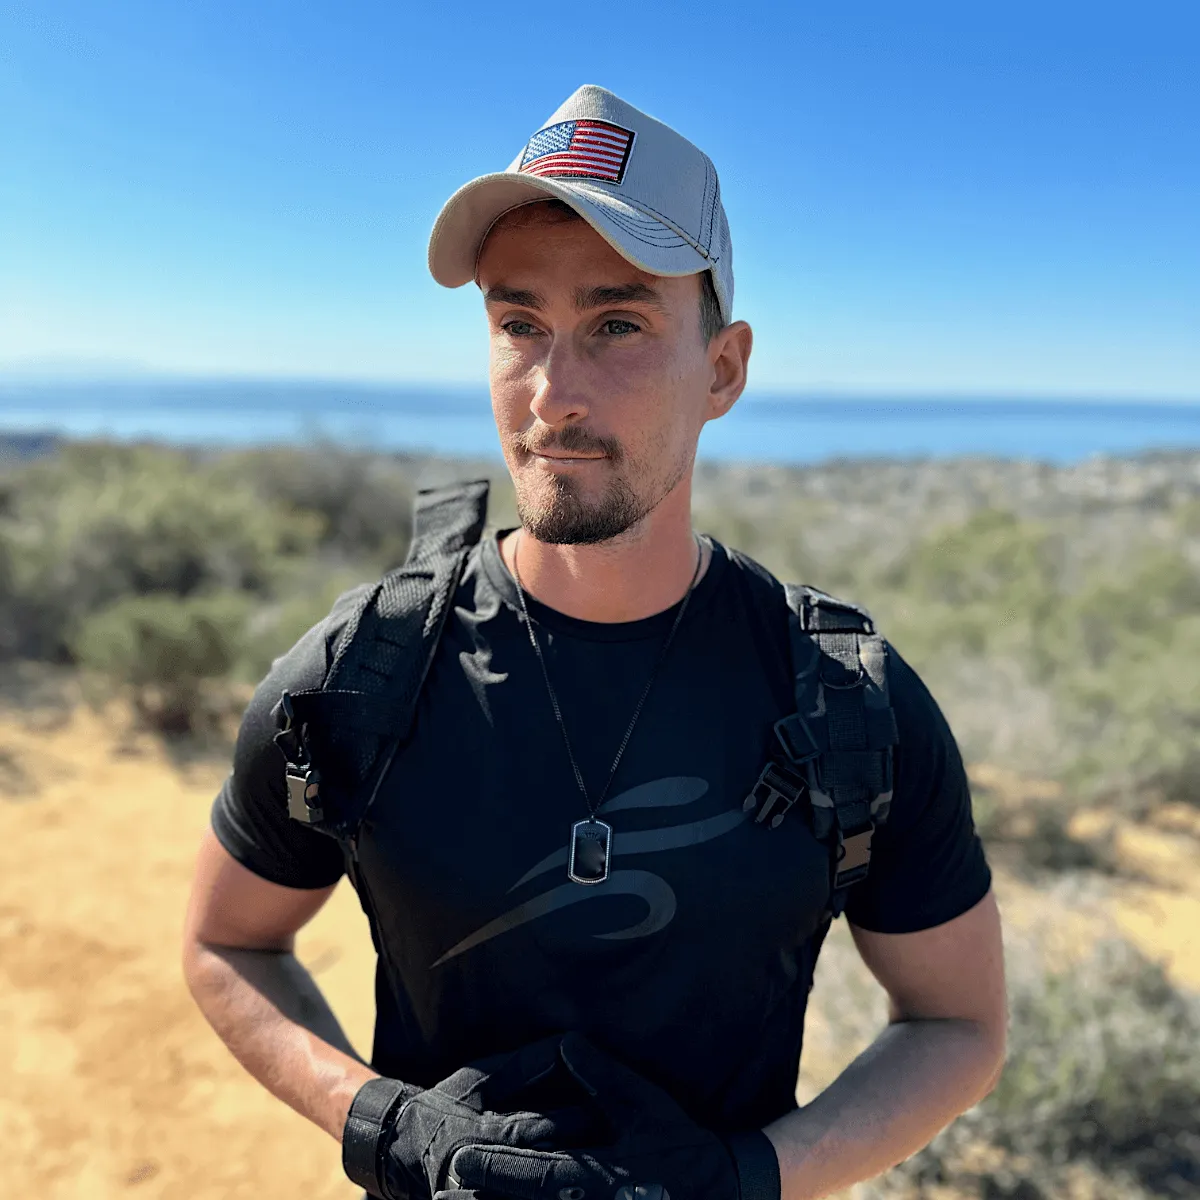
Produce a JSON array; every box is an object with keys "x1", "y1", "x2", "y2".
[{"x1": 500, "y1": 478, "x2": 709, "y2": 623}]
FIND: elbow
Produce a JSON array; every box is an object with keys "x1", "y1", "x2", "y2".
[
  {"x1": 181, "y1": 930, "x2": 239, "y2": 1006},
  {"x1": 969, "y1": 1018, "x2": 1008, "y2": 1106},
  {"x1": 181, "y1": 933, "x2": 215, "y2": 1002}
]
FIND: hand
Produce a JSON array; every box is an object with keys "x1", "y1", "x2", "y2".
[
  {"x1": 380, "y1": 1036, "x2": 602, "y2": 1200},
  {"x1": 448, "y1": 1034, "x2": 780, "y2": 1200}
]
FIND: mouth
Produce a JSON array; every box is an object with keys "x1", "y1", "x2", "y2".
[{"x1": 530, "y1": 451, "x2": 606, "y2": 465}]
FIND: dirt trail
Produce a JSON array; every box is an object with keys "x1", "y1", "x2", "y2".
[
  {"x1": 3, "y1": 699, "x2": 1198, "y2": 1199},
  {"x1": 0, "y1": 700, "x2": 376, "y2": 1199}
]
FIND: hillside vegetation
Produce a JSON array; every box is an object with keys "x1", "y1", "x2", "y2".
[
  {"x1": 4, "y1": 440, "x2": 1198, "y2": 810},
  {"x1": 2, "y1": 438, "x2": 1199, "y2": 1198}
]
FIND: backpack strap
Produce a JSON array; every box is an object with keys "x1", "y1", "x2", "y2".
[
  {"x1": 273, "y1": 480, "x2": 490, "y2": 845},
  {"x1": 759, "y1": 584, "x2": 898, "y2": 918}
]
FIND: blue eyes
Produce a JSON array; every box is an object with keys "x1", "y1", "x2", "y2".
[
  {"x1": 500, "y1": 319, "x2": 641, "y2": 339},
  {"x1": 502, "y1": 320, "x2": 538, "y2": 337},
  {"x1": 602, "y1": 319, "x2": 640, "y2": 337}
]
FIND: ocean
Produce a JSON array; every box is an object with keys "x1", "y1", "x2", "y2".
[{"x1": 2, "y1": 379, "x2": 1199, "y2": 463}]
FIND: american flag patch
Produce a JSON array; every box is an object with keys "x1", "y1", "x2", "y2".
[{"x1": 518, "y1": 120, "x2": 634, "y2": 184}]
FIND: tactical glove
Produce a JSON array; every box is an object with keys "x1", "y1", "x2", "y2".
[
  {"x1": 344, "y1": 1037, "x2": 600, "y2": 1200},
  {"x1": 448, "y1": 1033, "x2": 780, "y2": 1200}
]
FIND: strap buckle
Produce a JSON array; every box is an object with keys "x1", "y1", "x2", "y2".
[
  {"x1": 773, "y1": 713, "x2": 821, "y2": 764},
  {"x1": 833, "y1": 825, "x2": 875, "y2": 887},
  {"x1": 743, "y1": 761, "x2": 807, "y2": 829},
  {"x1": 286, "y1": 764, "x2": 323, "y2": 824}
]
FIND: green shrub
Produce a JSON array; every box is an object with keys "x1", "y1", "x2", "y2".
[
  {"x1": 236, "y1": 568, "x2": 370, "y2": 684},
  {"x1": 215, "y1": 444, "x2": 415, "y2": 569},
  {"x1": 880, "y1": 509, "x2": 1060, "y2": 666},
  {"x1": 73, "y1": 591, "x2": 251, "y2": 733},
  {"x1": 0, "y1": 442, "x2": 318, "y2": 658},
  {"x1": 883, "y1": 939, "x2": 1200, "y2": 1198}
]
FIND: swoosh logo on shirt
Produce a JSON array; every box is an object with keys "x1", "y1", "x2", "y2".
[
  {"x1": 430, "y1": 776, "x2": 748, "y2": 967},
  {"x1": 430, "y1": 870, "x2": 678, "y2": 967}
]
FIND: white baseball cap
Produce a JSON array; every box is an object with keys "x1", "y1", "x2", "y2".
[{"x1": 427, "y1": 85, "x2": 734, "y2": 325}]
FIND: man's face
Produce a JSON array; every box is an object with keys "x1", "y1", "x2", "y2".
[{"x1": 476, "y1": 206, "x2": 729, "y2": 545}]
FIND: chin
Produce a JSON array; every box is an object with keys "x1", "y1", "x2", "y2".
[{"x1": 516, "y1": 474, "x2": 644, "y2": 546}]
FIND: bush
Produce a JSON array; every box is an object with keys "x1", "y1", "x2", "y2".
[
  {"x1": 1047, "y1": 552, "x2": 1200, "y2": 808},
  {"x1": 880, "y1": 509, "x2": 1061, "y2": 665},
  {"x1": 236, "y1": 568, "x2": 370, "y2": 684},
  {"x1": 881, "y1": 939, "x2": 1200, "y2": 1198},
  {"x1": 0, "y1": 442, "x2": 319, "y2": 659},
  {"x1": 73, "y1": 591, "x2": 251, "y2": 733},
  {"x1": 216, "y1": 444, "x2": 416, "y2": 569}
]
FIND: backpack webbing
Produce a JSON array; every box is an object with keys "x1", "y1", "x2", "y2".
[
  {"x1": 272, "y1": 479, "x2": 489, "y2": 844},
  {"x1": 783, "y1": 583, "x2": 897, "y2": 915},
  {"x1": 273, "y1": 480, "x2": 897, "y2": 917}
]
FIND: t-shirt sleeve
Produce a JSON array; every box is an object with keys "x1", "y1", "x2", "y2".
[
  {"x1": 843, "y1": 644, "x2": 992, "y2": 934},
  {"x1": 210, "y1": 585, "x2": 372, "y2": 890}
]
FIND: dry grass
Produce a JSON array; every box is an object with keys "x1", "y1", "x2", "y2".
[{"x1": 3, "y1": 689, "x2": 1199, "y2": 1199}]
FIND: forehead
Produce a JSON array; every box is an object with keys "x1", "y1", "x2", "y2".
[{"x1": 476, "y1": 207, "x2": 681, "y2": 299}]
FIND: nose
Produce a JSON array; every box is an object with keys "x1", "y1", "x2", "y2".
[{"x1": 529, "y1": 337, "x2": 590, "y2": 427}]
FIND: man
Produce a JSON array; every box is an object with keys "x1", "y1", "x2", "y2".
[{"x1": 183, "y1": 85, "x2": 1006, "y2": 1200}]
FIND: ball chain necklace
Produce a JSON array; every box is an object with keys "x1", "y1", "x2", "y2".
[{"x1": 512, "y1": 530, "x2": 705, "y2": 886}]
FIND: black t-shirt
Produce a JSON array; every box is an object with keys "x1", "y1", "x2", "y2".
[{"x1": 213, "y1": 534, "x2": 991, "y2": 1132}]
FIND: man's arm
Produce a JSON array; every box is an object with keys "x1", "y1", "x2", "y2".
[
  {"x1": 182, "y1": 828, "x2": 379, "y2": 1140},
  {"x1": 763, "y1": 889, "x2": 1006, "y2": 1200}
]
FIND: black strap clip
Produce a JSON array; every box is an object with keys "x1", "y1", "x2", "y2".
[{"x1": 743, "y1": 761, "x2": 807, "y2": 829}]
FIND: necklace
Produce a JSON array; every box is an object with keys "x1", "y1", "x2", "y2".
[{"x1": 512, "y1": 532, "x2": 705, "y2": 885}]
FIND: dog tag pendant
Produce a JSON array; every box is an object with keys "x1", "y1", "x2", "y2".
[{"x1": 568, "y1": 819, "x2": 612, "y2": 885}]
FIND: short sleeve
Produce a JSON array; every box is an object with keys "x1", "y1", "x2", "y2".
[
  {"x1": 210, "y1": 585, "x2": 372, "y2": 890},
  {"x1": 843, "y1": 644, "x2": 992, "y2": 934}
]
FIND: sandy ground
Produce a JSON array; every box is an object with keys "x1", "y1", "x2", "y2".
[{"x1": 3, "y1": 691, "x2": 1198, "y2": 1199}]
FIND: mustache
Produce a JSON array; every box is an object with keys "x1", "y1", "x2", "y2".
[{"x1": 513, "y1": 425, "x2": 623, "y2": 462}]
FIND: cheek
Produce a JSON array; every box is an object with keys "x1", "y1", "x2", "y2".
[
  {"x1": 489, "y1": 341, "x2": 534, "y2": 426},
  {"x1": 613, "y1": 347, "x2": 707, "y2": 439}
]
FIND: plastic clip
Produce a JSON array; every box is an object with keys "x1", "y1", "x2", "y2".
[
  {"x1": 833, "y1": 826, "x2": 874, "y2": 887},
  {"x1": 773, "y1": 713, "x2": 821, "y2": 764},
  {"x1": 743, "y1": 761, "x2": 807, "y2": 829},
  {"x1": 286, "y1": 765, "x2": 323, "y2": 824}
]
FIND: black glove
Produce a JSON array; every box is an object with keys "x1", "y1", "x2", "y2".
[
  {"x1": 447, "y1": 1033, "x2": 781, "y2": 1200},
  {"x1": 345, "y1": 1036, "x2": 602, "y2": 1200}
]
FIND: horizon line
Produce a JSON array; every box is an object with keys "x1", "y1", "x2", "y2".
[{"x1": 1, "y1": 370, "x2": 1198, "y2": 407}]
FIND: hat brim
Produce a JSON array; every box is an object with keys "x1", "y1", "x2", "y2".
[{"x1": 428, "y1": 172, "x2": 712, "y2": 288}]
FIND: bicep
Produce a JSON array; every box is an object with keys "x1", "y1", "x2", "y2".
[
  {"x1": 849, "y1": 889, "x2": 1006, "y2": 1034},
  {"x1": 184, "y1": 827, "x2": 337, "y2": 953}
]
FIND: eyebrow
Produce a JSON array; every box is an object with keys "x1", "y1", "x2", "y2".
[
  {"x1": 483, "y1": 285, "x2": 545, "y2": 308},
  {"x1": 574, "y1": 283, "x2": 665, "y2": 311},
  {"x1": 482, "y1": 281, "x2": 666, "y2": 313}
]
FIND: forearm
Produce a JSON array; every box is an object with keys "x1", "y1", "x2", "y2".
[
  {"x1": 764, "y1": 1017, "x2": 1004, "y2": 1200},
  {"x1": 184, "y1": 940, "x2": 378, "y2": 1140}
]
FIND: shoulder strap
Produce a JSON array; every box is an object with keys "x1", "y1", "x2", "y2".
[
  {"x1": 775, "y1": 584, "x2": 898, "y2": 917},
  {"x1": 274, "y1": 480, "x2": 489, "y2": 843}
]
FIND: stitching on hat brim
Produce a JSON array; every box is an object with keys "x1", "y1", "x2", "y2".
[
  {"x1": 581, "y1": 205, "x2": 691, "y2": 248},
  {"x1": 557, "y1": 190, "x2": 708, "y2": 270},
  {"x1": 575, "y1": 193, "x2": 691, "y2": 245},
  {"x1": 583, "y1": 185, "x2": 712, "y2": 260},
  {"x1": 431, "y1": 173, "x2": 715, "y2": 289}
]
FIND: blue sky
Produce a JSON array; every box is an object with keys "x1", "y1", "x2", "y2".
[{"x1": 2, "y1": 0, "x2": 1197, "y2": 397}]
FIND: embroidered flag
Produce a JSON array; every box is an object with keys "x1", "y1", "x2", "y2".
[{"x1": 518, "y1": 120, "x2": 634, "y2": 184}]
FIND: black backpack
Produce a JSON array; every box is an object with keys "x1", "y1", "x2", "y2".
[{"x1": 273, "y1": 480, "x2": 897, "y2": 921}]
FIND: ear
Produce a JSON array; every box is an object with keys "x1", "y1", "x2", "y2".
[{"x1": 705, "y1": 320, "x2": 753, "y2": 421}]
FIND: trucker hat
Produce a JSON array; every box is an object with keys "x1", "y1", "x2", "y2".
[{"x1": 427, "y1": 85, "x2": 734, "y2": 326}]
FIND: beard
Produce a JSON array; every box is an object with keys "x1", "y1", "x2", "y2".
[
  {"x1": 517, "y1": 470, "x2": 645, "y2": 544},
  {"x1": 506, "y1": 424, "x2": 689, "y2": 546}
]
